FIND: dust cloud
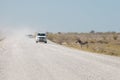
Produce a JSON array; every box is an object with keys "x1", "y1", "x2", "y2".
[{"x1": 0, "y1": 27, "x2": 35, "y2": 41}]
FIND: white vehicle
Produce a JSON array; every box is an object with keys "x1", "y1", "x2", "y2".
[{"x1": 36, "y1": 33, "x2": 47, "y2": 43}]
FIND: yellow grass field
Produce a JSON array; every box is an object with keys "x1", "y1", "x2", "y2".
[{"x1": 47, "y1": 32, "x2": 120, "y2": 56}]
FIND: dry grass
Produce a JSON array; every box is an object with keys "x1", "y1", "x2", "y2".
[
  {"x1": 47, "y1": 32, "x2": 120, "y2": 56},
  {"x1": 0, "y1": 31, "x2": 5, "y2": 42},
  {"x1": 0, "y1": 33, "x2": 4, "y2": 50}
]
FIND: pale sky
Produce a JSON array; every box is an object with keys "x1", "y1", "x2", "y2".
[{"x1": 0, "y1": 0, "x2": 120, "y2": 32}]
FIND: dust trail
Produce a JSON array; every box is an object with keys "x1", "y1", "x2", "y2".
[{"x1": 0, "y1": 26, "x2": 36, "y2": 38}]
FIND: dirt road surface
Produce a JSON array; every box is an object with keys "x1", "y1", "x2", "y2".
[{"x1": 0, "y1": 32, "x2": 120, "y2": 80}]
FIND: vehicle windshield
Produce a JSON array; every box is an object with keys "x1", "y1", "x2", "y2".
[{"x1": 37, "y1": 33, "x2": 46, "y2": 36}]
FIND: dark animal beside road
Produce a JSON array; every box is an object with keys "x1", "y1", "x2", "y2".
[{"x1": 76, "y1": 39, "x2": 88, "y2": 48}]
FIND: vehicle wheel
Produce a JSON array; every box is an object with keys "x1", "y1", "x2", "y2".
[
  {"x1": 45, "y1": 41, "x2": 47, "y2": 43},
  {"x1": 36, "y1": 41, "x2": 38, "y2": 43}
]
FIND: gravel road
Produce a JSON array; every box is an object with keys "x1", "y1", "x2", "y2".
[{"x1": 0, "y1": 32, "x2": 120, "y2": 80}]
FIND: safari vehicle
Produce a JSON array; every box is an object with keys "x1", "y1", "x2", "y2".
[{"x1": 36, "y1": 33, "x2": 47, "y2": 43}]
